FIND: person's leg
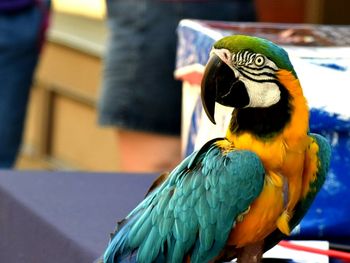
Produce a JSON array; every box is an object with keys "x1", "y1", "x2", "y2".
[
  {"x1": 116, "y1": 130, "x2": 181, "y2": 173},
  {"x1": 114, "y1": 1, "x2": 256, "y2": 173},
  {"x1": 99, "y1": 1, "x2": 256, "y2": 173},
  {"x1": 99, "y1": 1, "x2": 183, "y2": 173},
  {"x1": 0, "y1": 4, "x2": 48, "y2": 168}
]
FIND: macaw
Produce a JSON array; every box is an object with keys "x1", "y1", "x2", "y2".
[{"x1": 102, "y1": 35, "x2": 331, "y2": 263}]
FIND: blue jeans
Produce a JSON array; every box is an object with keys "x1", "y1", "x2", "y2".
[{"x1": 0, "y1": 2, "x2": 50, "y2": 168}]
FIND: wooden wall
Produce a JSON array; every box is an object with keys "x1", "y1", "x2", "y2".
[{"x1": 23, "y1": 43, "x2": 120, "y2": 171}]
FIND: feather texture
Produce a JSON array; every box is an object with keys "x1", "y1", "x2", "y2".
[
  {"x1": 264, "y1": 133, "x2": 331, "y2": 251},
  {"x1": 103, "y1": 139, "x2": 265, "y2": 263}
]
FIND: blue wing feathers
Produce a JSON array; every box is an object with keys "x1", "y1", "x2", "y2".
[
  {"x1": 187, "y1": 138, "x2": 224, "y2": 169},
  {"x1": 137, "y1": 226, "x2": 162, "y2": 262},
  {"x1": 104, "y1": 215, "x2": 139, "y2": 263},
  {"x1": 104, "y1": 140, "x2": 265, "y2": 263}
]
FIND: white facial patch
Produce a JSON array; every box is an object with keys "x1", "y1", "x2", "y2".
[
  {"x1": 212, "y1": 48, "x2": 283, "y2": 108},
  {"x1": 230, "y1": 50, "x2": 281, "y2": 108},
  {"x1": 241, "y1": 79, "x2": 281, "y2": 108}
]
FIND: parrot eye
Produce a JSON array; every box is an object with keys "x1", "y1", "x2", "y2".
[{"x1": 254, "y1": 55, "x2": 265, "y2": 67}]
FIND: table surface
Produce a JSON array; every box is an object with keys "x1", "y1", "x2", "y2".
[{"x1": 0, "y1": 170, "x2": 157, "y2": 263}]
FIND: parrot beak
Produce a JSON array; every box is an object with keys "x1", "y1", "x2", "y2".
[{"x1": 201, "y1": 53, "x2": 250, "y2": 124}]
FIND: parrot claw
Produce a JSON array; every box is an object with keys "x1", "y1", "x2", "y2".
[{"x1": 237, "y1": 206, "x2": 251, "y2": 222}]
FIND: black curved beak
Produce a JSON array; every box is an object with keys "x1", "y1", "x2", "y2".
[
  {"x1": 201, "y1": 54, "x2": 249, "y2": 124},
  {"x1": 201, "y1": 54, "x2": 222, "y2": 124}
]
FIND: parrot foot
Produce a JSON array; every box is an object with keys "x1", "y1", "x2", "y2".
[
  {"x1": 276, "y1": 210, "x2": 291, "y2": 235},
  {"x1": 237, "y1": 241, "x2": 263, "y2": 263}
]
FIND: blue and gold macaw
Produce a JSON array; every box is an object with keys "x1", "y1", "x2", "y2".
[{"x1": 102, "y1": 35, "x2": 331, "y2": 263}]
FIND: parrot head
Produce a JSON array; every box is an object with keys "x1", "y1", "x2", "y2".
[{"x1": 201, "y1": 35, "x2": 300, "y2": 137}]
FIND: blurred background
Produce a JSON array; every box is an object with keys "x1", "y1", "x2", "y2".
[{"x1": 17, "y1": 0, "x2": 349, "y2": 171}]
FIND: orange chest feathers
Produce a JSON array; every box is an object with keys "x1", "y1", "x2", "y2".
[
  {"x1": 224, "y1": 132, "x2": 309, "y2": 247},
  {"x1": 225, "y1": 72, "x2": 310, "y2": 246}
]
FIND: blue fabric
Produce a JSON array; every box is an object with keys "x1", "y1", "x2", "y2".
[
  {"x1": 98, "y1": 0, "x2": 256, "y2": 135},
  {"x1": 0, "y1": 1, "x2": 49, "y2": 167}
]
